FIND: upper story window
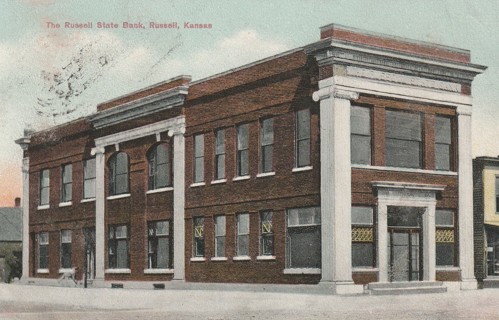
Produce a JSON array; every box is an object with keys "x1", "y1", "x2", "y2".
[
  {"x1": 236, "y1": 124, "x2": 249, "y2": 176},
  {"x1": 260, "y1": 118, "x2": 274, "y2": 173},
  {"x1": 435, "y1": 116, "x2": 452, "y2": 171},
  {"x1": 39, "y1": 169, "x2": 50, "y2": 206},
  {"x1": 295, "y1": 109, "x2": 311, "y2": 168},
  {"x1": 351, "y1": 106, "x2": 372, "y2": 165},
  {"x1": 148, "y1": 143, "x2": 171, "y2": 190},
  {"x1": 61, "y1": 164, "x2": 72, "y2": 203},
  {"x1": 193, "y1": 134, "x2": 205, "y2": 183},
  {"x1": 83, "y1": 158, "x2": 96, "y2": 199},
  {"x1": 495, "y1": 176, "x2": 499, "y2": 214},
  {"x1": 108, "y1": 152, "x2": 129, "y2": 196},
  {"x1": 385, "y1": 109, "x2": 422, "y2": 169},
  {"x1": 214, "y1": 129, "x2": 225, "y2": 180}
]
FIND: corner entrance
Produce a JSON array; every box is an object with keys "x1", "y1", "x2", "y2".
[{"x1": 387, "y1": 206, "x2": 424, "y2": 282}]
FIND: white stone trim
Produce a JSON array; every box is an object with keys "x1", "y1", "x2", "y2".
[
  {"x1": 256, "y1": 172, "x2": 275, "y2": 178},
  {"x1": 256, "y1": 255, "x2": 276, "y2": 261},
  {"x1": 210, "y1": 257, "x2": 228, "y2": 261},
  {"x1": 58, "y1": 201, "x2": 72, "y2": 207},
  {"x1": 436, "y1": 266, "x2": 461, "y2": 271},
  {"x1": 58, "y1": 268, "x2": 74, "y2": 274},
  {"x1": 292, "y1": 166, "x2": 313, "y2": 173},
  {"x1": 107, "y1": 193, "x2": 131, "y2": 200},
  {"x1": 146, "y1": 187, "x2": 173, "y2": 194},
  {"x1": 233, "y1": 175, "x2": 250, "y2": 181},
  {"x1": 210, "y1": 179, "x2": 227, "y2": 185},
  {"x1": 36, "y1": 269, "x2": 49, "y2": 274},
  {"x1": 190, "y1": 182, "x2": 205, "y2": 188},
  {"x1": 143, "y1": 268, "x2": 174, "y2": 274},
  {"x1": 94, "y1": 148, "x2": 106, "y2": 283},
  {"x1": 352, "y1": 164, "x2": 458, "y2": 176},
  {"x1": 283, "y1": 268, "x2": 321, "y2": 275},
  {"x1": 105, "y1": 268, "x2": 131, "y2": 274},
  {"x1": 172, "y1": 132, "x2": 186, "y2": 280},
  {"x1": 80, "y1": 198, "x2": 96, "y2": 203},
  {"x1": 233, "y1": 256, "x2": 251, "y2": 261},
  {"x1": 37, "y1": 205, "x2": 49, "y2": 210},
  {"x1": 190, "y1": 257, "x2": 206, "y2": 262},
  {"x1": 352, "y1": 267, "x2": 379, "y2": 272}
]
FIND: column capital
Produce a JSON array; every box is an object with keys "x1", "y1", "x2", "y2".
[
  {"x1": 168, "y1": 125, "x2": 186, "y2": 137},
  {"x1": 91, "y1": 146, "x2": 106, "y2": 156},
  {"x1": 456, "y1": 104, "x2": 472, "y2": 116},
  {"x1": 312, "y1": 87, "x2": 359, "y2": 102}
]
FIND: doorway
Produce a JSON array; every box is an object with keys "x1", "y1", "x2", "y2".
[{"x1": 387, "y1": 206, "x2": 424, "y2": 282}]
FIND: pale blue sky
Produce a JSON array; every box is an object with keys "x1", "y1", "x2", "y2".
[{"x1": 0, "y1": 0, "x2": 497, "y2": 205}]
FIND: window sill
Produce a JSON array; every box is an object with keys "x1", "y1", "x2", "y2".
[
  {"x1": 37, "y1": 205, "x2": 50, "y2": 210},
  {"x1": 351, "y1": 164, "x2": 458, "y2": 176},
  {"x1": 233, "y1": 256, "x2": 251, "y2": 261},
  {"x1": 146, "y1": 187, "x2": 173, "y2": 194},
  {"x1": 107, "y1": 194, "x2": 131, "y2": 200},
  {"x1": 105, "y1": 268, "x2": 131, "y2": 274},
  {"x1": 144, "y1": 268, "x2": 174, "y2": 274},
  {"x1": 80, "y1": 198, "x2": 96, "y2": 203},
  {"x1": 58, "y1": 201, "x2": 72, "y2": 208},
  {"x1": 292, "y1": 166, "x2": 313, "y2": 173},
  {"x1": 210, "y1": 257, "x2": 228, "y2": 261},
  {"x1": 190, "y1": 182, "x2": 205, "y2": 188},
  {"x1": 58, "y1": 268, "x2": 74, "y2": 274},
  {"x1": 256, "y1": 172, "x2": 275, "y2": 178},
  {"x1": 210, "y1": 179, "x2": 227, "y2": 185},
  {"x1": 37, "y1": 269, "x2": 49, "y2": 274},
  {"x1": 256, "y1": 255, "x2": 276, "y2": 261},
  {"x1": 233, "y1": 175, "x2": 250, "y2": 182},
  {"x1": 190, "y1": 257, "x2": 206, "y2": 262},
  {"x1": 352, "y1": 267, "x2": 378, "y2": 272},
  {"x1": 436, "y1": 266, "x2": 460, "y2": 271},
  {"x1": 283, "y1": 268, "x2": 321, "y2": 275}
]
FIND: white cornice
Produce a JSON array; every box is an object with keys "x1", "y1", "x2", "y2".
[{"x1": 372, "y1": 181, "x2": 446, "y2": 192}]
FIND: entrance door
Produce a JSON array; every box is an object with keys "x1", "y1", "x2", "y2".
[
  {"x1": 387, "y1": 206, "x2": 424, "y2": 282},
  {"x1": 83, "y1": 228, "x2": 96, "y2": 282}
]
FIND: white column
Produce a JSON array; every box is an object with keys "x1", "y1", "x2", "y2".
[
  {"x1": 313, "y1": 78, "x2": 358, "y2": 285},
  {"x1": 169, "y1": 126, "x2": 186, "y2": 281},
  {"x1": 377, "y1": 202, "x2": 388, "y2": 283},
  {"x1": 91, "y1": 146, "x2": 106, "y2": 284},
  {"x1": 457, "y1": 105, "x2": 477, "y2": 289},
  {"x1": 423, "y1": 204, "x2": 436, "y2": 281},
  {"x1": 21, "y1": 157, "x2": 29, "y2": 281}
]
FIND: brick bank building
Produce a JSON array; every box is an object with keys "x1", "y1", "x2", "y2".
[{"x1": 16, "y1": 24, "x2": 486, "y2": 294}]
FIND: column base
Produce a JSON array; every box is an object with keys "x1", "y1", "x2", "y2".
[
  {"x1": 318, "y1": 280, "x2": 364, "y2": 295},
  {"x1": 90, "y1": 278, "x2": 106, "y2": 288},
  {"x1": 460, "y1": 279, "x2": 478, "y2": 290}
]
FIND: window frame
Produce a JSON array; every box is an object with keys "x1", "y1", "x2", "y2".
[
  {"x1": 60, "y1": 230, "x2": 72, "y2": 269},
  {"x1": 236, "y1": 124, "x2": 250, "y2": 177},
  {"x1": 236, "y1": 213, "x2": 250, "y2": 257},
  {"x1": 193, "y1": 134, "x2": 205, "y2": 183},
  {"x1": 39, "y1": 169, "x2": 50, "y2": 206},
  {"x1": 214, "y1": 129, "x2": 226, "y2": 180},
  {"x1": 259, "y1": 118, "x2": 274, "y2": 174},
  {"x1": 385, "y1": 109, "x2": 423, "y2": 169},
  {"x1": 435, "y1": 115, "x2": 453, "y2": 171},
  {"x1": 286, "y1": 207, "x2": 321, "y2": 269},
  {"x1": 83, "y1": 158, "x2": 96, "y2": 199},
  {"x1": 148, "y1": 143, "x2": 172, "y2": 190},
  {"x1": 295, "y1": 109, "x2": 311, "y2": 168},
  {"x1": 38, "y1": 232, "x2": 49, "y2": 270},
  {"x1": 61, "y1": 163, "x2": 72, "y2": 203},
  {"x1": 214, "y1": 215, "x2": 226, "y2": 258},
  {"x1": 350, "y1": 105, "x2": 372, "y2": 165},
  {"x1": 147, "y1": 220, "x2": 171, "y2": 269},
  {"x1": 108, "y1": 152, "x2": 130, "y2": 196},
  {"x1": 193, "y1": 217, "x2": 205, "y2": 257},
  {"x1": 435, "y1": 209, "x2": 456, "y2": 267},
  {"x1": 351, "y1": 206, "x2": 375, "y2": 268},
  {"x1": 259, "y1": 210, "x2": 274, "y2": 256},
  {"x1": 108, "y1": 224, "x2": 129, "y2": 269}
]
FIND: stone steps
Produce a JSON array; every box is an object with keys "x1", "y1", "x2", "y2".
[{"x1": 367, "y1": 281, "x2": 447, "y2": 295}]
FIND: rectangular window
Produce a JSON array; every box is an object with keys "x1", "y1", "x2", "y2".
[
  {"x1": 214, "y1": 129, "x2": 225, "y2": 180},
  {"x1": 214, "y1": 215, "x2": 226, "y2": 257},
  {"x1": 351, "y1": 106, "x2": 372, "y2": 165},
  {"x1": 295, "y1": 109, "x2": 311, "y2": 168},
  {"x1": 39, "y1": 169, "x2": 50, "y2": 206},
  {"x1": 236, "y1": 213, "x2": 250, "y2": 256},
  {"x1": 495, "y1": 176, "x2": 499, "y2": 214},
  {"x1": 38, "y1": 232, "x2": 49, "y2": 270},
  {"x1": 193, "y1": 217, "x2": 205, "y2": 257},
  {"x1": 436, "y1": 210, "x2": 455, "y2": 266},
  {"x1": 148, "y1": 221, "x2": 171, "y2": 269},
  {"x1": 236, "y1": 124, "x2": 249, "y2": 176},
  {"x1": 194, "y1": 134, "x2": 205, "y2": 183},
  {"x1": 385, "y1": 110, "x2": 422, "y2": 168},
  {"x1": 61, "y1": 164, "x2": 72, "y2": 202},
  {"x1": 83, "y1": 158, "x2": 96, "y2": 199},
  {"x1": 286, "y1": 207, "x2": 321, "y2": 268},
  {"x1": 260, "y1": 118, "x2": 274, "y2": 173},
  {"x1": 108, "y1": 225, "x2": 129, "y2": 269},
  {"x1": 351, "y1": 207, "x2": 375, "y2": 268},
  {"x1": 435, "y1": 116, "x2": 452, "y2": 171},
  {"x1": 60, "y1": 230, "x2": 72, "y2": 269},
  {"x1": 259, "y1": 211, "x2": 274, "y2": 256}
]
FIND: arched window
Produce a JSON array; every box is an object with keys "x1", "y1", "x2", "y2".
[
  {"x1": 109, "y1": 152, "x2": 129, "y2": 195},
  {"x1": 148, "y1": 143, "x2": 171, "y2": 190}
]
